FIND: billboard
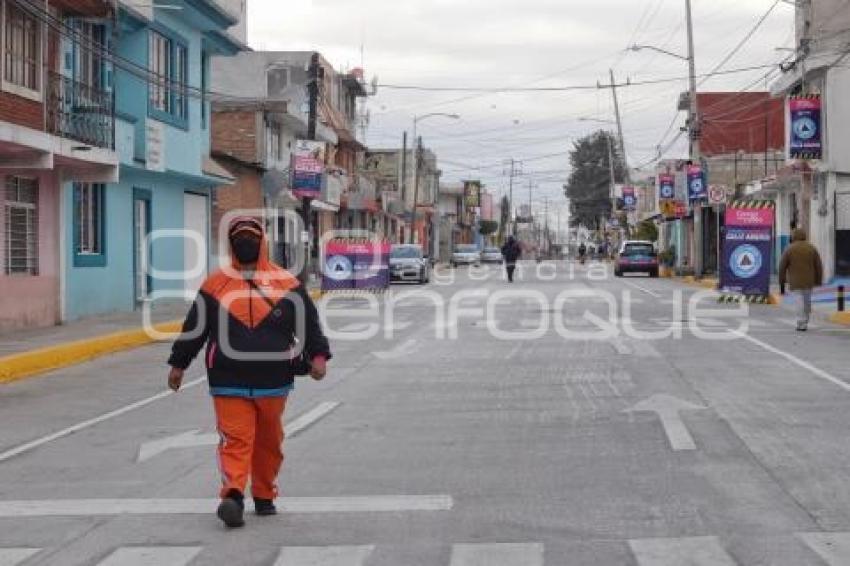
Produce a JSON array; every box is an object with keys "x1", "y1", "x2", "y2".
[
  {"x1": 658, "y1": 174, "x2": 676, "y2": 201},
  {"x1": 292, "y1": 140, "x2": 326, "y2": 198},
  {"x1": 789, "y1": 94, "x2": 822, "y2": 160},
  {"x1": 721, "y1": 201, "x2": 775, "y2": 296}
]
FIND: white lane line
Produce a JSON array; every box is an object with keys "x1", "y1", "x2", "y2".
[
  {"x1": 287, "y1": 402, "x2": 341, "y2": 439},
  {"x1": 274, "y1": 546, "x2": 375, "y2": 566},
  {"x1": 0, "y1": 495, "x2": 454, "y2": 517},
  {"x1": 732, "y1": 330, "x2": 850, "y2": 393},
  {"x1": 621, "y1": 279, "x2": 663, "y2": 298},
  {"x1": 0, "y1": 548, "x2": 40, "y2": 566},
  {"x1": 0, "y1": 375, "x2": 206, "y2": 464},
  {"x1": 798, "y1": 532, "x2": 850, "y2": 565},
  {"x1": 450, "y1": 543, "x2": 544, "y2": 566},
  {"x1": 372, "y1": 338, "x2": 419, "y2": 360},
  {"x1": 629, "y1": 536, "x2": 737, "y2": 566},
  {"x1": 96, "y1": 547, "x2": 202, "y2": 566}
]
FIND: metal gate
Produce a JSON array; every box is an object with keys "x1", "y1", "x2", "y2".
[{"x1": 837, "y1": 192, "x2": 850, "y2": 276}]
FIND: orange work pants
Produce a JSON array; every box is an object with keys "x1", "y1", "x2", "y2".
[{"x1": 213, "y1": 396, "x2": 287, "y2": 500}]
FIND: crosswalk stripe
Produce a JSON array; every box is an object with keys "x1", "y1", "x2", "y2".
[
  {"x1": 449, "y1": 543, "x2": 544, "y2": 566},
  {"x1": 96, "y1": 547, "x2": 202, "y2": 566},
  {"x1": 798, "y1": 532, "x2": 850, "y2": 565},
  {"x1": 0, "y1": 549, "x2": 40, "y2": 566},
  {"x1": 629, "y1": 536, "x2": 737, "y2": 566},
  {"x1": 0, "y1": 495, "x2": 453, "y2": 517},
  {"x1": 273, "y1": 545, "x2": 375, "y2": 566}
]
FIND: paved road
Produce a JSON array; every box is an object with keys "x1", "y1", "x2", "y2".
[{"x1": 1, "y1": 261, "x2": 850, "y2": 565}]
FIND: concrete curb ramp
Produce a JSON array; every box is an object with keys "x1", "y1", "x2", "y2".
[
  {"x1": 0, "y1": 321, "x2": 182, "y2": 385},
  {"x1": 830, "y1": 311, "x2": 850, "y2": 326}
]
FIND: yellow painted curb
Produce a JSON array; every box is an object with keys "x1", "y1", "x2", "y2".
[
  {"x1": 767, "y1": 293, "x2": 782, "y2": 306},
  {"x1": 308, "y1": 289, "x2": 324, "y2": 300},
  {"x1": 0, "y1": 320, "x2": 182, "y2": 385},
  {"x1": 830, "y1": 312, "x2": 850, "y2": 326},
  {"x1": 697, "y1": 278, "x2": 719, "y2": 289}
]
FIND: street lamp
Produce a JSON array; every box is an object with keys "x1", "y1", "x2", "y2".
[
  {"x1": 628, "y1": 44, "x2": 689, "y2": 62},
  {"x1": 410, "y1": 113, "x2": 461, "y2": 244}
]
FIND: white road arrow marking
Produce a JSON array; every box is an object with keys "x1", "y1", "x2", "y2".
[
  {"x1": 136, "y1": 402, "x2": 341, "y2": 462},
  {"x1": 625, "y1": 394, "x2": 707, "y2": 451}
]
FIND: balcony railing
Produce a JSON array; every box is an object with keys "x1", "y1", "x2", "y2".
[{"x1": 46, "y1": 72, "x2": 114, "y2": 150}]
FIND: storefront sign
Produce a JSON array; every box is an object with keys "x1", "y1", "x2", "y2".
[
  {"x1": 789, "y1": 94, "x2": 822, "y2": 159},
  {"x1": 687, "y1": 165, "x2": 707, "y2": 201},
  {"x1": 721, "y1": 201, "x2": 775, "y2": 296},
  {"x1": 322, "y1": 240, "x2": 391, "y2": 291},
  {"x1": 292, "y1": 140, "x2": 326, "y2": 198}
]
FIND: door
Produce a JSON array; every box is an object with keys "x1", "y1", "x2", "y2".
[
  {"x1": 837, "y1": 191, "x2": 850, "y2": 276},
  {"x1": 133, "y1": 189, "x2": 151, "y2": 305},
  {"x1": 184, "y1": 192, "x2": 209, "y2": 293}
]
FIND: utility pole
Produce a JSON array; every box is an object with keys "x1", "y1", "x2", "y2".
[
  {"x1": 543, "y1": 197, "x2": 549, "y2": 256},
  {"x1": 400, "y1": 131, "x2": 407, "y2": 204},
  {"x1": 300, "y1": 52, "x2": 322, "y2": 285},
  {"x1": 409, "y1": 136, "x2": 422, "y2": 244},
  {"x1": 608, "y1": 69, "x2": 631, "y2": 184},
  {"x1": 685, "y1": 0, "x2": 703, "y2": 277},
  {"x1": 504, "y1": 159, "x2": 522, "y2": 236}
]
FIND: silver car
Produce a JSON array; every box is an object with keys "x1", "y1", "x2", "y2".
[
  {"x1": 451, "y1": 244, "x2": 481, "y2": 267},
  {"x1": 390, "y1": 244, "x2": 430, "y2": 284},
  {"x1": 481, "y1": 246, "x2": 503, "y2": 263}
]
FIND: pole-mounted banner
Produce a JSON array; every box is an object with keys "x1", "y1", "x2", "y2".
[
  {"x1": 789, "y1": 94, "x2": 822, "y2": 160},
  {"x1": 721, "y1": 200, "x2": 775, "y2": 297}
]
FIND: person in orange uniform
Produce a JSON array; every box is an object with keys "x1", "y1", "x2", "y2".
[{"x1": 167, "y1": 217, "x2": 331, "y2": 528}]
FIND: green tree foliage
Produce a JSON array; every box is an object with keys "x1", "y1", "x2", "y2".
[
  {"x1": 564, "y1": 130, "x2": 626, "y2": 229},
  {"x1": 634, "y1": 219, "x2": 659, "y2": 242},
  {"x1": 479, "y1": 220, "x2": 499, "y2": 236}
]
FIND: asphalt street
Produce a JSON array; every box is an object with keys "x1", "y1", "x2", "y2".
[{"x1": 1, "y1": 261, "x2": 850, "y2": 565}]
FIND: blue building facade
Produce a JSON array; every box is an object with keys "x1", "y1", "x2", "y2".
[{"x1": 63, "y1": 2, "x2": 241, "y2": 320}]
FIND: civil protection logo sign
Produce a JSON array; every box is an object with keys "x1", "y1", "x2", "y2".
[
  {"x1": 789, "y1": 95, "x2": 822, "y2": 159},
  {"x1": 325, "y1": 255, "x2": 354, "y2": 282},
  {"x1": 730, "y1": 244, "x2": 762, "y2": 280}
]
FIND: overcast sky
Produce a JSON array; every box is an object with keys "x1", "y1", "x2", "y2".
[{"x1": 247, "y1": 0, "x2": 796, "y2": 219}]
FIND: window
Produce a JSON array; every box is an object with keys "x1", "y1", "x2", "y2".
[
  {"x1": 4, "y1": 1, "x2": 41, "y2": 94},
  {"x1": 269, "y1": 123, "x2": 282, "y2": 162},
  {"x1": 149, "y1": 31, "x2": 170, "y2": 113},
  {"x1": 200, "y1": 51, "x2": 208, "y2": 128},
  {"x1": 4, "y1": 176, "x2": 38, "y2": 276},
  {"x1": 266, "y1": 66, "x2": 289, "y2": 98},
  {"x1": 75, "y1": 21, "x2": 105, "y2": 90},
  {"x1": 149, "y1": 29, "x2": 188, "y2": 126},
  {"x1": 73, "y1": 182, "x2": 106, "y2": 267}
]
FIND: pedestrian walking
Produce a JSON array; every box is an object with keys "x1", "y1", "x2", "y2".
[
  {"x1": 501, "y1": 236, "x2": 522, "y2": 282},
  {"x1": 778, "y1": 228, "x2": 824, "y2": 332},
  {"x1": 167, "y1": 217, "x2": 331, "y2": 528}
]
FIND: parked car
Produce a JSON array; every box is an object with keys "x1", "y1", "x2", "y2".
[
  {"x1": 451, "y1": 244, "x2": 481, "y2": 267},
  {"x1": 481, "y1": 246, "x2": 503, "y2": 263},
  {"x1": 615, "y1": 240, "x2": 659, "y2": 277},
  {"x1": 390, "y1": 244, "x2": 430, "y2": 284}
]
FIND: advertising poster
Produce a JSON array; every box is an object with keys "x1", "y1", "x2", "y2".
[
  {"x1": 292, "y1": 140, "x2": 326, "y2": 198},
  {"x1": 658, "y1": 174, "x2": 675, "y2": 200},
  {"x1": 464, "y1": 180, "x2": 482, "y2": 209},
  {"x1": 789, "y1": 95, "x2": 822, "y2": 159},
  {"x1": 687, "y1": 165, "x2": 707, "y2": 201},
  {"x1": 622, "y1": 186, "x2": 636, "y2": 210},
  {"x1": 721, "y1": 202, "x2": 775, "y2": 296},
  {"x1": 322, "y1": 240, "x2": 391, "y2": 291}
]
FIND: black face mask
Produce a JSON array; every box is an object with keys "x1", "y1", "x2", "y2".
[{"x1": 231, "y1": 237, "x2": 260, "y2": 264}]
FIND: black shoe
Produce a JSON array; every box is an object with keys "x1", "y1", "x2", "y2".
[
  {"x1": 254, "y1": 498, "x2": 277, "y2": 516},
  {"x1": 217, "y1": 490, "x2": 245, "y2": 528}
]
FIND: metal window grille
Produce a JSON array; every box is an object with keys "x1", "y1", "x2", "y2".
[
  {"x1": 75, "y1": 182, "x2": 103, "y2": 255},
  {"x1": 4, "y1": 1, "x2": 39, "y2": 90},
  {"x1": 149, "y1": 31, "x2": 171, "y2": 113},
  {"x1": 4, "y1": 176, "x2": 38, "y2": 275}
]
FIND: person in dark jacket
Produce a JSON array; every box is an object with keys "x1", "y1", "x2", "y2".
[
  {"x1": 167, "y1": 217, "x2": 331, "y2": 528},
  {"x1": 501, "y1": 236, "x2": 522, "y2": 282},
  {"x1": 778, "y1": 227, "x2": 824, "y2": 331}
]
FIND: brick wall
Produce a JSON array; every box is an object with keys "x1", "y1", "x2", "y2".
[
  {"x1": 211, "y1": 110, "x2": 259, "y2": 165},
  {"x1": 0, "y1": 92, "x2": 43, "y2": 131},
  {"x1": 211, "y1": 160, "x2": 264, "y2": 248}
]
